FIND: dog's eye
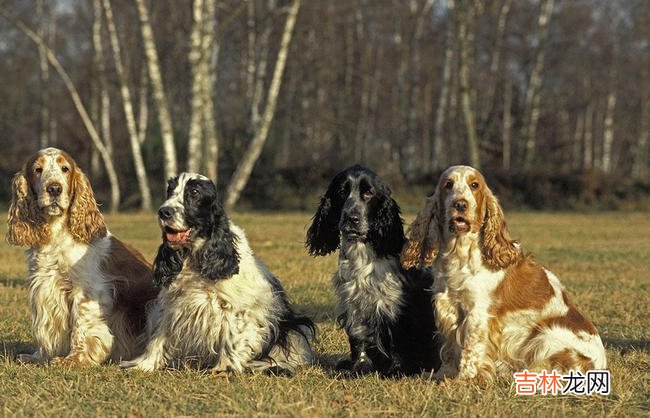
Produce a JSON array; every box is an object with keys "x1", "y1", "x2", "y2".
[
  {"x1": 362, "y1": 190, "x2": 373, "y2": 201},
  {"x1": 189, "y1": 188, "x2": 200, "y2": 196},
  {"x1": 34, "y1": 167, "x2": 43, "y2": 174},
  {"x1": 470, "y1": 181, "x2": 479, "y2": 190},
  {"x1": 61, "y1": 166, "x2": 69, "y2": 173},
  {"x1": 444, "y1": 180, "x2": 453, "y2": 189}
]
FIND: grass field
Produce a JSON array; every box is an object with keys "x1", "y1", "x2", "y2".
[{"x1": 0, "y1": 211, "x2": 648, "y2": 417}]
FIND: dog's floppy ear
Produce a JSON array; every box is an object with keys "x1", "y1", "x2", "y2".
[
  {"x1": 368, "y1": 185, "x2": 405, "y2": 258},
  {"x1": 401, "y1": 194, "x2": 440, "y2": 269},
  {"x1": 153, "y1": 242, "x2": 185, "y2": 287},
  {"x1": 68, "y1": 164, "x2": 107, "y2": 244},
  {"x1": 191, "y1": 199, "x2": 240, "y2": 280},
  {"x1": 6, "y1": 170, "x2": 50, "y2": 247},
  {"x1": 481, "y1": 188, "x2": 520, "y2": 270},
  {"x1": 306, "y1": 174, "x2": 345, "y2": 256}
]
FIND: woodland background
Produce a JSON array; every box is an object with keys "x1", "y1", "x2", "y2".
[{"x1": 0, "y1": 0, "x2": 649, "y2": 211}]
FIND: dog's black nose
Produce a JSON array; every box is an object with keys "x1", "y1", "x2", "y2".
[
  {"x1": 46, "y1": 183, "x2": 62, "y2": 197},
  {"x1": 453, "y1": 199, "x2": 468, "y2": 213},
  {"x1": 348, "y1": 215, "x2": 360, "y2": 225},
  {"x1": 158, "y1": 206, "x2": 174, "y2": 221}
]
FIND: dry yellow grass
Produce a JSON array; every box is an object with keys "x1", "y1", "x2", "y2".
[{"x1": 0, "y1": 211, "x2": 648, "y2": 417}]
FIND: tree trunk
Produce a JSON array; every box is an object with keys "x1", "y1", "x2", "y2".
[
  {"x1": 1, "y1": 8, "x2": 121, "y2": 211},
  {"x1": 480, "y1": 0, "x2": 511, "y2": 127},
  {"x1": 137, "y1": 65, "x2": 149, "y2": 145},
  {"x1": 225, "y1": 0, "x2": 301, "y2": 210},
  {"x1": 433, "y1": 0, "x2": 455, "y2": 171},
  {"x1": 186, "y1": 0, "x2": 206, "y2": 174},
  {"x1": 134, "y1": 0, "x2": 177, "y2": 179},
  {"x1": 103, "y1": 0, "x2": 152, "y2": 211},
  {"x1": 502, "y1": 72, "x2": 513, "y2": 170},
  {"x1": 572, "y1": 110, "x2": 585, "y2": 171},
  {"x1": 522, "y1": 0, "x2": 555, "y2": 168},
  {"x1": 37, "y1": 0, "x2": 50, "y2": 149},
  {"x1": 583, "y1": 101, "x2": 594, "y2": 170},
  {"x1": 457, "y1": 1, "x2": 480, "y2": 168},
  {"x1": 203, "y1": 4, "x2": 220, "y2": 183}
]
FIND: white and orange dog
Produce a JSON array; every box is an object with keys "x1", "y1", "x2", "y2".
[
  {"x1": 401, "y1": 165, "x2": 606, "y2": 381},
  {"x1": 6, "y1": 147, "x2": 158, "y2": 365}
]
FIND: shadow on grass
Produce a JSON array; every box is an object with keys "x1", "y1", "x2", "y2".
[
  {"x1": 1, "y1": 341, "x2": 34, "y2": 360},
  {"x1": 292, "y1": 303, "x2": 335, "y2": 324},
  {"x1": 0, "y1": 276, "x2": 27, "y2": 288},
  {"x1": 603, "y1": 337, "x2": 650, "y2": 354}
]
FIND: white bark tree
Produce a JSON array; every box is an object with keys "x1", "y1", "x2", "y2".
[
  {"x1": 102, "y1": 0, "x2": 152, "y2": 210},
  {"x1": 135, "y1": 0, "x2": 177, "y2": 179},
  {"x1": 458, "y1": 0, "x2": 481, "y2": 168},
  {"x1": 225, "y1": 0, "x2": 301, "y2": 210},
  {"x1": 522, "y1": 0, "x2": 555, "y2": 168}
]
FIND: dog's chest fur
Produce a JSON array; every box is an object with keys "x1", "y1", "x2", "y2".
[
  {"x1": 333, "y1": 241, "x2": 404, "y2": 339},
  {"x1": 158, "y1": 256, "x2": 275, "y2": 369}
]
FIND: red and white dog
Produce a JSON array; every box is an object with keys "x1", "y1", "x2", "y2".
[
  {"x1": 6, "y1": 147, "x2": 158, "y2": 365},
  {"x1": 401, "y1": 165, "x2": 606, "y2": 381}
]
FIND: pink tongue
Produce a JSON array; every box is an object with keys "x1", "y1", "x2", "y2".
[{"x1": 166, "y1": 230, "x2": 189, "y2": 243}]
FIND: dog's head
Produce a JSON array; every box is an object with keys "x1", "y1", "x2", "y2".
[
  {"x1": 153, "y1": 173, "x2": 239, "y2": 287},
  {"x1": 306, "y1": 165, "x2": 404, "y2": 259},
  {"x1": 401, "y1": 165, "x2": 519, "y2": 270},
  {"x1": 7, "y1": 147, "x2": 106, "y2": 246}
]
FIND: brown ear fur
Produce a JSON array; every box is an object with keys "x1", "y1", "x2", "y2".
[
  {"x1": 401, "y1": 195, "x2": 440, "y2": 269},
  {"x1": 6, "y1": 171, "x2": 50, "y2": 247},
  {"x1": 481, "y1": 189, "x2": 520, "y2": 270},
  {"x1": 67, "y1": 166, "x2": 107, "y2": 244}
]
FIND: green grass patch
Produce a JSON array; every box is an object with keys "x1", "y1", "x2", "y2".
[{"x1": 0, "y1": 211, "x2": 648, "y2": 416}]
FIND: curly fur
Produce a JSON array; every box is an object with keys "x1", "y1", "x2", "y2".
[
  {"x1": 5, "y1": 148, "x2": 157, "y2": 365},
  {"x1": 306, "y1": 165, "x2": 440, "y2": 376},
  {"x1": 123, "y1": 172, "x2": 314, "y2": 375},
  {"x1": 402, "y1": 165, "x2": 606, "y2": 381}
]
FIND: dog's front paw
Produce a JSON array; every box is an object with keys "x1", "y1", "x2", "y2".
[
  {"x1": 352, "y1": 357, "x2": 374, "y2": 375},
  {"x1": 119, "y1": 357, "x2": 158, "y2": 372}
]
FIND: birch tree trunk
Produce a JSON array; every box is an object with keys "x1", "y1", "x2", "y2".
[
  {"x1": 480, "y1": 0, "x2": 511, "y2": 127},
  {"x1": 102, "y1": 0, "x2": 152, "y2": 210},
  {"x1": 92, "y1": 0, "x2": 112, "y2": 178},
  {"x1": 225, "y1": 0, "x2": 301, "y2": 210},
  {"x1": 632, "y1": 66, "x2": 649, "y2": 178},
  {"x1": 1, "y1": 8, "x2": 121, "y2": 211},
  {"x1": 134, "y1": 0, "x2": 177, "y2": 179},
  {"x1": 187, "y1": 0, "x2": 208, "y2": 173},
  {"x1": 203, "y1": 15, "x2": 220, "y2": 182},
  {"x1": 602, "y1": 16, "x2": 622, "y2": 174},
  {"x1": 457, "y1": 1, "x2": 480, "y2": 168},
  {"x1": 433, "y1": 0, "x2": 455, "y2": 171},
  {"x1": 522, "y1": 0, "x2": 555, "y2": 168}
]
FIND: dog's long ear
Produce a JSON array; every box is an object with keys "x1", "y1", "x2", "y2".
[
  {"x1": 192, "y1": 200, "x2": 240, "y2": 280},
  {"x1": 6, "y1": 171, "x2": 49, "y2": 247},
  {"x1": 68, "y1": 165, "x2": 107, "y2": 244},
  {"x1": 481, "y1": 189, "x2": 519, "y2": 270},
  {"x1": 401, "y1": 194, "x2": 440, "y2": 269},
  {"x1": 153, "y1": 242, "x2": 186, "y2": 287},
  {"x1": 368, "y1": 187, "x2": 405, "y2": 259},
  {"x1": 306, "y1": 175, "x2": 345, "y2": 256}
]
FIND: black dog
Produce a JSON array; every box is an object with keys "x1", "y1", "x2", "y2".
[{"x1": 306, "y1": 165, "x2": 440, "y2": 376}]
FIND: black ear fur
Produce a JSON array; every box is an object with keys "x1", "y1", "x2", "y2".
[
  {"x1": 191, "y1": 200, "x2": 240, "y2": 280},
  {"x1": 368, "y1": 187, "x2": 405, "y2": 259},
  {"x1": 306, "y1": 174, "x2": 345, "y2": 256},
  {"x1": 153, "y1": 242, "x2": 186, "y2": 287}
]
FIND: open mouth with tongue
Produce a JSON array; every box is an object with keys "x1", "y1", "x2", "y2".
[
  {"x1": 450, "y1": 216, "x2": 470, "y2": 233},
  {"x1": 164, "y1": 227, "x2": 193, "y2": 245}
]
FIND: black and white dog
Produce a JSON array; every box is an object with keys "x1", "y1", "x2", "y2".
[
  {"x1": 306, "y1": 165, "x2": 440, "y2": 376},
  {"x1": 120, "y1": 172, "x2": 314, "y2": 375}
]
